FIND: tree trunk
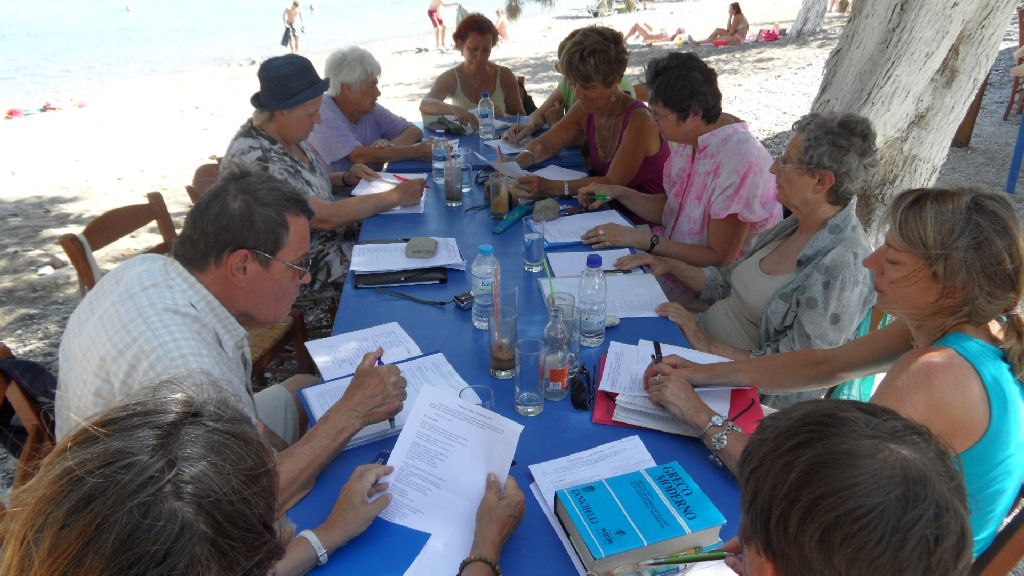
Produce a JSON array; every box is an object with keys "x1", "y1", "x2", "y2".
[
  {"x1": 812, "y1": 0, "x2": 1018, "y2": 242},
  {"x1": 790, "y1": 0, "x2": 826, "y2": 38}
]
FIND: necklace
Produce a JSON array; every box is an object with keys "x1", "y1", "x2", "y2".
[{"x1": 593, "y1": 94, "x2": 628, "y2": 162}]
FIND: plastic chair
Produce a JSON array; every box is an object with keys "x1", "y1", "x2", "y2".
[
  {"x1": 971, "y1": 486, "x2": 1024, "y2": 575},
  {"x1": 185, "y1": 162, "x2": 220, "y2": 204},
  {"x1": 0, "y1": 343, "x2": 55, "y2": 489}
]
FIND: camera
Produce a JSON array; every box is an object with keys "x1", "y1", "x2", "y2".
[{"x1": 453, "y1": 292, "x2": 474, "y2": 310}]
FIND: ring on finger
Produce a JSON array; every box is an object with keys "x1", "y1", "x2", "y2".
[{"x1": 653, "y1": 374, "x2": 663, "y2": 386}]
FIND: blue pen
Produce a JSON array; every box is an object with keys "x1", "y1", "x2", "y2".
[{"x1": 378, "y1": 356, "x2": 396, "y2": 430}]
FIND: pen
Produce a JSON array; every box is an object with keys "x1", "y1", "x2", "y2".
[
  {"x1": 640, "y1": 551, "x2": 730, "y2": 566},
  {"x1": 653, "y1": 341, "x2": 664, "y2": 365},
  {"x1": 585, "y1": 194, "x2": 611, "y2": 200},
  {"x1": 603, "y1": 269, "x2": 632, "y2": 275},
  {"x1": 378, "y1": 357, "x2": 396, "y2": 430}
]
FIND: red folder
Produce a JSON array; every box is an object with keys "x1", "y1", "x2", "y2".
[{"x1": 592, "y1": 355, "x2": 764, "y2": 435}]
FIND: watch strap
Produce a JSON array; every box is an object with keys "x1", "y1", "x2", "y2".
[
  {"x1": 298, "y1": 529, "x2": 328, "y2": 566},
  {"x1": 647, "y1": 234, "x2": 660, "y2": 253}
]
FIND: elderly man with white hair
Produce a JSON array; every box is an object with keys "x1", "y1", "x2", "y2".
[{"x1": 308, "y1": 46, "x2": 431, "y2": 172}]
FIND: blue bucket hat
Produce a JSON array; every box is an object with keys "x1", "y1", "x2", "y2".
[{"x1": 250, "y1": 54, "x2": 329, "y2": 111}]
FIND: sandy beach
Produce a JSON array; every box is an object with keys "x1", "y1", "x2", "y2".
[{"x1": 1, "y1": 0, "x2": 1021, "y2": 376}]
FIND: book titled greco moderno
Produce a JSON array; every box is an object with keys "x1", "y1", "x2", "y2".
[{"x1": 554, "y1": 461, "x2": 726, "y2": 575}]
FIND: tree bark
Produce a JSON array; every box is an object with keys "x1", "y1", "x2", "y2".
[
  {"x1": 812, "y1": 0, "x2": 1018, "y2": 241},
  {"x1": 791, "y1": 0, "x2": 827, "y2": 38}
]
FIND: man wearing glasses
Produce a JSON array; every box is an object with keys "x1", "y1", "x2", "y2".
[{"x1": 57, "y1": 169, "x2": 407, "y2": 509}]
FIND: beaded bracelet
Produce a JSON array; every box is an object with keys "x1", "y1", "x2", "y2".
[{"x1": 458, "y1": 555, "x2": 503, "y2": 576}]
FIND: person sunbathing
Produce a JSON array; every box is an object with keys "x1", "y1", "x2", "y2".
[
  {"x1": 624, "y1": 22, "x2": 685, "y2": 44},
  {"x1": 690, "y1": 2, "x2": 748, "y2": 45}
]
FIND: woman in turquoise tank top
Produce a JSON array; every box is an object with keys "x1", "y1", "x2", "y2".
[{"x1": 643, "y1": 187, "x2": 1024, "y2": 559}]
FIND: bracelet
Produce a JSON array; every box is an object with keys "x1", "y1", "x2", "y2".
[
  {"x1": 297, "y1": 529, "x2": 328, "y2": 567},
  {"x1": 706, "y1": 420, "x2": 740, "y2": 468},
  {"x1": 458, "y1": 555, "x2": 503, "y2": 575},
  {"x1": 563, "y1": 181, "x2": 571, "y2": 198}
]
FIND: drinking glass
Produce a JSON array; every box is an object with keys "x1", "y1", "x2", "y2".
[
  {"x1": 523, "y1": 216, "x2": 546, "y2": 272},
  {"x1": 514, "y1": 338, "x2": 545, "y2": 416},
  {"x1": 489, "y1": 285, "x2": 518, "y2": 379},
  {"x1": 444, "y1": 160, "x2": 463, "y2": 207},
  {"x1": 460, "y1": 385, "x2": 495, "y2": 411}
]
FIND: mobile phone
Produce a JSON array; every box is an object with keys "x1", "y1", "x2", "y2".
[{"x1": 453, "y1": 291, "x2": 474, "y2": 310}]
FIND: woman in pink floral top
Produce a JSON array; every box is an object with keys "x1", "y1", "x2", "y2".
[{"x1": 580, "y1": 53, "x2": 780, "y2": 301}]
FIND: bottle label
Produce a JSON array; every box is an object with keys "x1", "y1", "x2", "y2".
[{"x1": 547, "y1": 366, "x2": 569, "y2": 390}]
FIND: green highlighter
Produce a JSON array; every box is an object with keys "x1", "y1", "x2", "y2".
[{"x1": 491, "y1": 203, "x2": 533, "y2": 234}]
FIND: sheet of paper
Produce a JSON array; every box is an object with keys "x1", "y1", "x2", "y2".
[
  {"x1": 638, "y1": 339, "x2": 733, "y2": 366},
  {"x1": 599, "y1": 341, "x2": 645, "y2": 395},
  {"x1": 474, "y1": 151, "x2": 526, "y2": 177},
  {"x1": 531, "y1": 482, "x2": 587, "y2": 576},
  {"x1": 304, "y1": 322, "x2": 421, "y2": 382},
  {"x1": 542, "y1": 210, "x2": 635, "y2": 245},
  {"x1": 613, "y1": 389, "x2": 733, "y2": 437},
  {"x1": 350, "y1": 237, "x2": 466, "y2": 273},
  {"x1": 530, "y1": 165, "x2": 588, "y2": 181},
  {"x1": 528, "y1": 435, "x2": 655, "y2": 510},
  {"x1": 538, "y1": 273, "x2": 668, "y2": 318},
  {"x1": 379, "y1": 386, "x2": 523, "y2": 576},
  {"x1": 482, "y1": 137, "x2": 531, "y2": 155},
  {"x1": 350, "y1": 173, "x2": 428, "y2": 214},
  {"x1": 546, "y1": 249, "x2": 638, "y2": 277},
  {"x1": 302, "y1": 352, "x2": 469, "y2": 426}
]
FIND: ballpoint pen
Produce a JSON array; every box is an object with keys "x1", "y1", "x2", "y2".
[
  {"x1": 640, "y1": 551, "x2": 730, "y2": 566},
  {"x1": 652, "y1": 341, "x2": 664, "y2": 364},
  {"x1": 585, "y1": 194, "x2": 611, "y2": 200},
  {"x1": 377, "y1": 357, "x2": 396, "y2": 430}
]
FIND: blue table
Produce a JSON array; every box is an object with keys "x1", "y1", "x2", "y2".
[
  {"x1": 289, "y1": 170, "x2": 741, "y2": 575},
  {"x1": 388, "y1": 133, "x2": 586, "y2": 173}
]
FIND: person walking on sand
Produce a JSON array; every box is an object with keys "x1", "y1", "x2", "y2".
[
  {"x1": 428, "y1": 0, "x2": 459, "y2": 51},
  {"x1": 283, "y1": 1, "x2": 304, "y2": 54}
]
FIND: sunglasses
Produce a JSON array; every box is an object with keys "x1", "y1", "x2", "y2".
[{"x1": 570, "y1": 364, "x2": 596, "y2": 410}]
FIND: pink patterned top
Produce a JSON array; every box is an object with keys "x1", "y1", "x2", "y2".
[{"x1": 658, "y1": 121, "x2": 781, "y2": 301}]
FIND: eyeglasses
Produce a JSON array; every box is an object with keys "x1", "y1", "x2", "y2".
[
  {"x1": 649, "y1": 109, "x2": 674, "y2": 123},
  {"x1": 570, "y1": 364, "x2": 596, "y2": 410},
  {"x1": 250, "y1": 249, "x2": 312, "y2": 279},
  {"x1": 774, "y1": 155, "x2": 819, "y2": 172}
]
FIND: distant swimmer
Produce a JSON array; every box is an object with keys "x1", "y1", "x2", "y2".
[
  {"x1": 427, "y1": 0, "x2": 460, "y2": 51},
  {"x1": 283, "y1": 1, "x2": 305, "y2": 54}
]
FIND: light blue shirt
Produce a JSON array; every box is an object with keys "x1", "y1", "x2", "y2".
[{"x1": 308, "y1": 96, "x2": 418, "y2": 173}]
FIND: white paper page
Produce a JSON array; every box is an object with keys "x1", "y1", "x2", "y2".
[
  {"x1": 599, "y1": 341, "x2": 645, "y2": 395},
  {"x1": 546, "y1": 249, "x2": 636, "y2": 277},
  {"x1": 616, "y1": 389, "x2": 734, "y2": 419},
  {"x1": 482, "y1": 137, "x2": 531, "y2": 155},
  {"x1": 531, "y1": 482, "x2": 587, "y2": 576},
  {"x1": 530, "y1": 165, "x2": 588, "y2": 181},
  {"x1": 302, "y1": 352, "x2": 468, "y2": 425},
  {"x1": 538, "y1": 274, "x2": 669, "y2": 318},
  {"x1": 638, "y1": 339, "x2": 733, "y2": 366},
  {"x1": 304, "y1": 322, "x2": 422, "y2": 382},
  {"x1": 474, "y1": 151, "x2": 526, "y2": 177},
  {"x1": 542, "y1": 210, "x2": 634, "y2": 245},
  {"x1": 349, "y1": 172, "x2": 428, "y2": 215},
  {"x1": 528, "y1": 435, "x2": 655, "y2": 510},
  {"x1": 612, "y1": 389, "x2": 733, "y2": 437},
  {"x1": 380, "y1": 386, "x2": 523, "y2": 575},
  {"x1": 350, "y1": 237, "x2": 466, "y2": 273}
]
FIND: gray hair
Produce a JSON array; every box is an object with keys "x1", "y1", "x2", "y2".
[
  {"x1": 252, "y1": 108, "x2": 275, "y2": 127},
  {"x1": 0, "y1": 384, "x2": 284, "y2": 576},
  {"x1": 172, "y1": 167, "x2": 314, "y2": 272},
  {"x1": 325, "y1": 47, "x2": 382, "y2": 97},
  {"x1": 792, "y1": 112, "x2": 879, "y2": 206}
]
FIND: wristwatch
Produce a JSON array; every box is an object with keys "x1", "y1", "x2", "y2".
[
  {"x1": 298, "y1": 529, "x2": 328, "y2": 566},
  {"x1": 563, "y1": 181, "x2": 571, "y2": 198},
  {"x1": 646, "y1": 234, "x2": 660, "y2": 253},
  {"x1": 699, "y1": 413, "x2": 740, "y2": 440}
]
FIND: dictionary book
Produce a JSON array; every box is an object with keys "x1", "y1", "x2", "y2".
[{"x1": 554, "y1": 461, "x2": 725, "y2": 575}]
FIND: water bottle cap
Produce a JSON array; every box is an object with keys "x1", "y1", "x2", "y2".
[
  {"x1": 435, "y1": 130, "x2": 444, "y2": 138},
  {"x1": 479, "y1": 244, "x2": 494, "y2": 255},
  {"x1": 586, "y1": 254, "x2": 603, "y2": 268},
  {"x1": 482, "y1": 91, "x2": 490, "y2": 99}
]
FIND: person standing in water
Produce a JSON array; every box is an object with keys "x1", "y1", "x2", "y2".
[{"x1": 283, "y1": 1, "x2": 304, "y2": 54}]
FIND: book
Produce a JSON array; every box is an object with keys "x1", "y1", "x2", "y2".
[{"x1": 555, "y1": 461, "x2": 726, "y2": 575}]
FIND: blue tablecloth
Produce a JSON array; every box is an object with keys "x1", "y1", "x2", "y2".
[{"x1": 289, "y1": 172, "x2": 741, "y2": 575}]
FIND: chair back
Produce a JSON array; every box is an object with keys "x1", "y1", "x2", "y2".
[
  {"x1": 0, "y1": 343, "x2": 55, "y2": 488},
  {"x1": 971, "y1": 486, "x2": 1024, "y2": 575},
  {"x1": 59, "y1": 191, "x2": 177, "y2": 292},
  {"x1": 185, "y1": 162, "x2": 221, "y2": 204}
]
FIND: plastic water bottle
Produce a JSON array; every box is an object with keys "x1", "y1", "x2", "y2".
[
  {"x1": 471, "y1": 244, "x2": 499, "y2": 330},
  {"x1": 432, "y1": 129, "x2": 447, "y2": 184},
  {"x1": 542, "y1": 307, "x2": 571, "y2": 401},
  {"x1": 578, "y1": 254, "x2": 607, "y2": 347},
  {"x1": 478, "y1": 91, "x2": 495, "y2": 140}
]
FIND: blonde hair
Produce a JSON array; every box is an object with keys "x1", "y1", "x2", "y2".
[
  {"x1": 887, "y1": 187, "x2": 1024, "y2": 379},
  {"x1": 252, "y1": 108, "x2": 275, "y2": 127}
]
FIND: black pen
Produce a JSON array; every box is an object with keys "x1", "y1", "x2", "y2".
[
  {"x1": 652, "y1": 341, "x2": 664, "y2": 364},
  {"x1": 604, "y1": 269, "x2": 632, "y2": 275}
]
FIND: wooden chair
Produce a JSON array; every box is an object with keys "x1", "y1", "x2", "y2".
[
  {"x1": 971, "y1": 486, "x2": 1024, "y2": 575},
  {"x1": 185, "y1": 162, "x2": 221, "y2": 204},
  {"x1": 0, "y1": 343, "x2": 54, "y2": 488},
  {"x1": 59, "y1": 192, "x2": 177, "y2": 292},
  {"x1": 1004, "y1": 6, "x2": 1024, "y2": 121}
]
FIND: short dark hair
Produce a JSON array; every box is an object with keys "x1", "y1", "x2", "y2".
[
  {"x1": 172, "y1": 168, "x2": 314, "y2": 272},
  {"x1": 738, "y1": 400, "x2": 972, "y2": 576},
  {"x1": 0, "y1": 384, "x2": 283, "y2": 575},
  {"x1": 560, "y1": 26, "x2": 628, "y2": 88},
  {"x1": 453, "y1": 13, "x2": 499, "y2": 49},
  {"x1": 645, "y1": 53, "x2": 722, "y2": 123}
]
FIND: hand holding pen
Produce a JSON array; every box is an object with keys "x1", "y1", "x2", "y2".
[{"x1": 336, "y1": 348, "x2": 407, "y2": 429}]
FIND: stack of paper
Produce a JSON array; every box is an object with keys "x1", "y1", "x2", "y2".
[
  {"x1": 350, "y1": 173, "x2": 428, "y2": 214},
  {"x1": 303, "y1": 322, "x2": 422, "y2": 381},
  {"x1": 537, "y1": 274, "x2": 668, "y2": 318},
  {"x1": 528, "y1": 436, "x2": 657, "y2": 576},
  {"x1": 599, "y1": 340, "x2": 739, "y2": 437},
  {"x1": 541, "y1": 210, "x2": 635, "y2": 245},
  {"x1": 349, "y1": 237, "x2": 466, "y2": 273},
  {"x1": 300, "y1": 352, "x2": 470, "y2": 449}
]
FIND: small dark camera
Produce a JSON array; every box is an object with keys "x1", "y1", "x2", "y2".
[{"x1": 453, "y1": 292, "x2": 474, "y2": 310}]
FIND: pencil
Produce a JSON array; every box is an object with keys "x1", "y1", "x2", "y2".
[{"x1": 641, "y1": 551, "x2": 729, "y2": 566}]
